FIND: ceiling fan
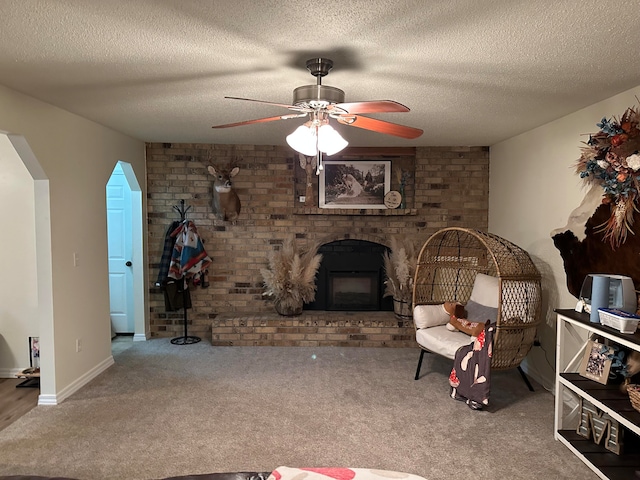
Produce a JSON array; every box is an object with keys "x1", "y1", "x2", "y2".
[{"x1": 212, "y1": 58, "x2": 423, "y2": 165}]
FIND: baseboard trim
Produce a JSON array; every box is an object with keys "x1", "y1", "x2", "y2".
[
  {"x1": 133, "y1": 333, "x2": 148, "y2": 342},
  {"x1": 37, "y1": 355, "x2": 115, "y2": 406},
  {"x1": 0, "y1": 367, "x2": 27, "y2": 378}
]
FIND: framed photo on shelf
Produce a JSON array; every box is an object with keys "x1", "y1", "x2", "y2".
[
  {"x1": 319, "y1": 160, "x2": 391, "y2": 209},
  {"x1": 578, "y1": 340, "x2": 613, "y2": 384}
]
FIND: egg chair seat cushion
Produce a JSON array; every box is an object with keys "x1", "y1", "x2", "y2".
[{"x1": 415, "y1": 325, "x2": 472, "y2": 360}]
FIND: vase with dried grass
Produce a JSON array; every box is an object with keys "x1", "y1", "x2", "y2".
[
  {"x1": 260, "y1": 237, "x2": 323, "y2": 316},
  {"x1": 383, "y1": 236, "x2": 418, "y2": 319}
]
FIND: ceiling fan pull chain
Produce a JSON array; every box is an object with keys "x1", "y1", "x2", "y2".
[
  {"x1": 315, "y1": 130, "x2": 322, "y2": 175},
  {"x1": 316, "y1": 150, "x2": 324, "y2": 175}
]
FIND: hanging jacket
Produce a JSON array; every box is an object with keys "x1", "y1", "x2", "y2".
[
  {"x1": 168, "y1": 220, "x2": 212, "y2": 280},
  {"x1": 163, "y1": 276, "x2": 192, "y2": 312},
  {"x1": 156, "y1": 220, "x2": 181, "y2": 287}
]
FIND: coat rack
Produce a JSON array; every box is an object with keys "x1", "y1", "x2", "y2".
[{"x1": 170, "y1": 200, "x2": 201, "y2": 345}]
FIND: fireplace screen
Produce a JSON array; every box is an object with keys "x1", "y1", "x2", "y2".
[{"x1": 328, "y1": 271, "x2": 379, "y2": 310}]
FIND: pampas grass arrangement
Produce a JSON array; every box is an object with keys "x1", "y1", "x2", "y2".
[
  {"x1": 383, "y1": 236, "x2": 418, "y2": 306},
  {"x1": 260, "y1": 237, "x2": 323, "y2": 315}
]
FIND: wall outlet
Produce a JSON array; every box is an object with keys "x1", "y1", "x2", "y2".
[
  {"x1": 299, "y1": 196, "x2": 306, "y2": 203},
  {"x1": 75, "y1": 338, "x2": 82, "y2": 353},
  {"x1": 73, "y1": 252, "x2": 79, "y2": 267}
]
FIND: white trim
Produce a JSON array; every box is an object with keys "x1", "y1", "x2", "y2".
[
  {"x1": 133, "y1": 333, "x2": 148, "y2": 342},
  {"x1": 37, "y1": 355, "x2": 114, "y2": 406},
  {"x1": 6, "y1": 134, "x2": 55, "y2": 399},
  {"x1": 37, "y1": 394, "x2": 58, "y2": 406},
  {"x1": 0, "y1": 368, "x2": 29, "y2": 378},
  {"x1": 115, "y1": 161, "x2": 148, "y2": 340}
]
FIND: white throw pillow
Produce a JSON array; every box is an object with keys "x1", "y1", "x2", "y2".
[
  {"x1": 469, "y1": 273, "x2": 499, "y2": 309},
  {"x1": 413, "y1": 304, "x2": 450, "y2": 329}
]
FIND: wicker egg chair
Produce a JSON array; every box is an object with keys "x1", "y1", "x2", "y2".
[{"x1": 412, "y1": 227, "x2": 542, "y2": 390}]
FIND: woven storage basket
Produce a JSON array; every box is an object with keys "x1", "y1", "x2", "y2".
[
  {"x1": 627, "y1": 383, "x2": 640, "y2": 413},
  {"x1": 393, "y1": 298, "x2": 412, "y2": 319}
]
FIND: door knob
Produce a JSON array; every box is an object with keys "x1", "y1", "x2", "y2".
[{"x1": 125, "y1": 261, "x2": 132, "y2": 267}]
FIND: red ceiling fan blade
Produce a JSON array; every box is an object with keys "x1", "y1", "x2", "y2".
[
  {"x1": 336, "y1": 115, "x2": 423, "y2": 139},
  {"x1": 224, "y1": 96, "x2": 310, "y2": 112},
  {"x1": 212, "y1": 113, "x2": 307, "y2": 129},
  {"x1": 329, "y1": 100, "x2": 410, "y2": 114}
]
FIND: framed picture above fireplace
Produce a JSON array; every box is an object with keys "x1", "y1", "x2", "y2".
[{"x1": 319, "y1": 160, "x2": 391, "y2": 209}]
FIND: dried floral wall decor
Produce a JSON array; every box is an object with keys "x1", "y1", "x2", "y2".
[{"x1": 576, "y1": 104, "x2": 640, "y2": 248}]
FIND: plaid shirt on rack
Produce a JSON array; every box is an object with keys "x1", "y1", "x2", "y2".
[{"x1": 156, "y1": 220, "x2": 180, "y2": 287}]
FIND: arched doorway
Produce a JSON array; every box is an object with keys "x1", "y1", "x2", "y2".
[
  {"x1": 106, "y1": 161, "x2": 146, "y2": 341},
  {"x1": 0, "y1": 133, "x2": 54, "y2": 404}
]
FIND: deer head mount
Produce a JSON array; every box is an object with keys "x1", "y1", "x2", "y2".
[{"x1": 207, "y1": 164, "x2": 241, "y2": 223}]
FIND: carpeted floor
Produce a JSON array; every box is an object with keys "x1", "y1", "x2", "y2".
[{"x1": 0, "y1": 338, "x2": 597, "y2": 480}]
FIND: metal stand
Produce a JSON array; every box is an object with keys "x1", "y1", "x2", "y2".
[
  {"x1": 415, "y1": 347, "x2": 535, "y2": 391},
  {"x1": 517, "y1": 365, "x2": 535, "y2": 391},
  {"x1": 16, "y1": 377, "x2": 40, "y2": 388},
  {"x1": 414, "y1": 349, "x2": 426, "y2": 380},
  {"x1": 170, "y1": 200, "x2": 201, "y2": 345},
  {"x1": 15, "y1": 366, "x2": 40, "y2": 389},
  {"x1": 170, "y1": 277, "x2": 201, "y2": 345}
]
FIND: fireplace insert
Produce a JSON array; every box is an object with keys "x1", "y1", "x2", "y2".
[{"x1": 307, "y1": 239, "x2": 393, "y2": 312}]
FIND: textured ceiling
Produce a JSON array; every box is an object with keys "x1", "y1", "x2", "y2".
[{"x1": 1, "y1": 0, "x2": 639, "y2": 147}]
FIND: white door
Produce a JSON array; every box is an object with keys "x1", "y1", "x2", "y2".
[{"x1": 107, "y1": 166, "x2": 134, "y2": 333}]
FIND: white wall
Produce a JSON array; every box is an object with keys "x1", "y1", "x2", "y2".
[
  {"x1": 489, "y1": 85, "x2": 640, "y2": 388},
  {"x1": 0, "y1": 135, "x2": 38, "y2": 372},
  {"x1": 0, "y1": 84, "x2": 147, "y2": 403}
]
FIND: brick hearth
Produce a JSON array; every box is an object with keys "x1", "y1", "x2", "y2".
[{"x1": 211, "y1": 311, "x2": 415, "y2": 347}]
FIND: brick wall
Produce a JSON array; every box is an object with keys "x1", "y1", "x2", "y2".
[{"x1": 146, "y1": 143, "x2": 489, "y2": 344}]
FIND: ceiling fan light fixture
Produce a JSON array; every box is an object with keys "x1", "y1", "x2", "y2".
[
  {"x1": 317, "y1": 124, "x2": 348, "y2": 155},
  {"x1": 286, "y1": 125, "x2": 318, "y2": 156},
  {"x1": 287, "y1": 122, "x2": 348, "y2": 158}
]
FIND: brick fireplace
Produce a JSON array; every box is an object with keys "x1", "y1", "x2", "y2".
[{"x1": 146, "y1": 144, "x2": 489, "y2": 346}]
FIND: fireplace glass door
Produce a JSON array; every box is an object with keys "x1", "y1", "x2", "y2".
[{"x1": 328, "y1": 271, "x2": 379, "y2": 311}]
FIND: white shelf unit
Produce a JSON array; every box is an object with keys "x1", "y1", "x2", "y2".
[{"x1": 555, "y1": 309, "x2": 640, "y2": 480}]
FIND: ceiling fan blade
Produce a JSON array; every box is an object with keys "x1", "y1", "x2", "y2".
[
  {"x1": 212, "y1": 113, "x2": 307, "y2": 129},
  {"x1": 224, "y1": 96, "x2": 309, "y2": 112},
  {"x1": 336, "y1": 115, "x2": 423, "y2": 139},
  {"x1": 329, "y1": 100, "x2": 410, "y2": 114}
]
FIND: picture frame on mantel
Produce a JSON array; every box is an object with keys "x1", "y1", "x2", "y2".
[
  {"x1": 578, "y1": 340, "x2": 613, "y2": 385},
  {"x1": 319, "y1": 160, "x2": 391, "y2": 209}
]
